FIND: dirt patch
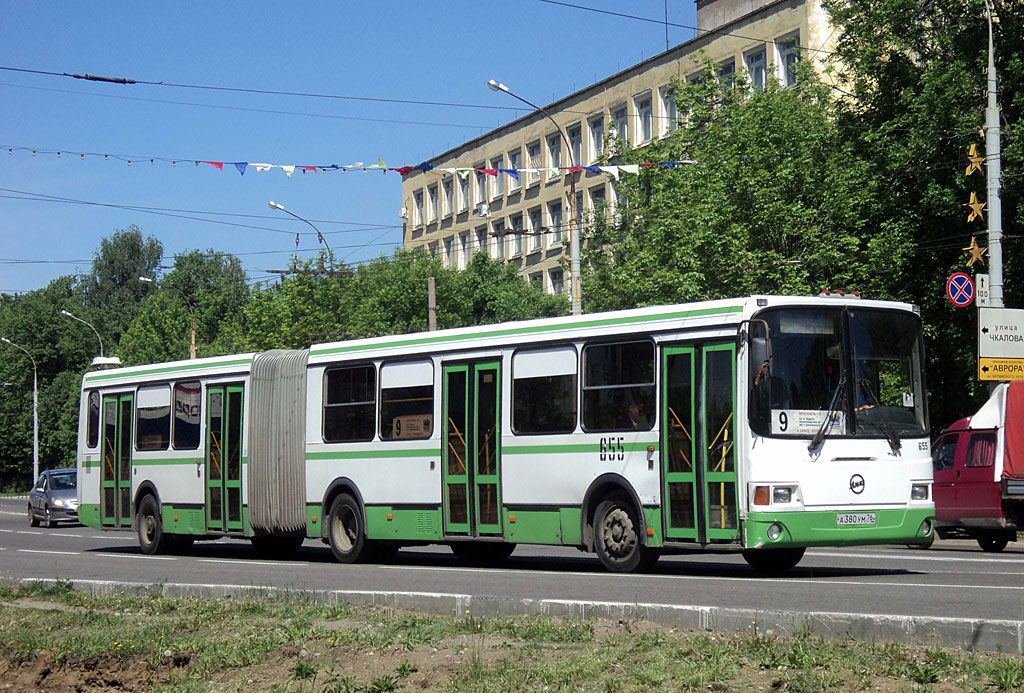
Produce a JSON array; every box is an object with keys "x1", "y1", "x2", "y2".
[{"x1": 0, "y1": 649, "x2": 191, "y2": 692}]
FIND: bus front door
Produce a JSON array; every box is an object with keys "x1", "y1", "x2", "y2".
[
  {"x1": 205, "y1": 384, "x2": 244, "y2": 533},
  {"x1": 661, "y1": 343, "x2": 739, "y2": 544},
  {"x1": 101, "y1": 393, "x2": 134, "y2": 528},
  {"x1": 442, "y1": 361, "x2": 502, "y2": 537}
]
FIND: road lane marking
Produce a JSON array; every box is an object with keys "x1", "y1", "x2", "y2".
[
  {"x1": 17, "y1": 549, "x2": 79, "y2": 556},
  {"x1": 103, "y1": 553, "x2": 177, "y2": 561},
  {"x1": 0, "y1": 511, "x2": 27, "y2": 516},
  {"x1": 198, "y1": 559, "x2": 308, "y2": 567},
  {"x1": 807, "y1": 550, "x2": 1024, "y2": 565}
]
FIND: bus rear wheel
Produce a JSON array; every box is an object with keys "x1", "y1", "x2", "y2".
[
  {"x1": 137, "y1": 495, "x2": 170, "y2": 555},
  {"x1": 594, "y1": 496, "x2": 654, "y2": 573},
  {"x1": 328, "y1": 494, "x2": 368, "y2": 563},
  {"x1": 742, "y1": 547, "x2": 805, "y2": 575}
]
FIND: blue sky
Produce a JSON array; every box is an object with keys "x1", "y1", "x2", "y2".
[{"x1": 1, "y1": 2, "x2": 698, "y2": 294}]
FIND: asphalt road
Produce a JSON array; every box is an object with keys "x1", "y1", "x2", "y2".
[{"x1": 1, "y1": 496, "x2": 1021, "y2": 622}]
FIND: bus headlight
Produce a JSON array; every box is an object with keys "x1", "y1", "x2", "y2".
[
  {"x1": 772, "y1": 487, "x2": 793, "y2": 504},
  {"x1": 911, "y1": 484, "x2": 929, "y2": 501},
  {"x1": 920, "y1": 520, "x2": 932, "y2": 537},
  {"x1": 767, "y1": 523, "x2": 783, "y2": 541}
]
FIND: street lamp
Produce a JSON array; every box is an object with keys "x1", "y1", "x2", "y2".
[
  {"x1": 1, "y1": 337, "x2": 38, "y2": 483},
  {"x1": 488, "y1": 79, "x2": 581, "y2": 315},
  {"x1": 269, "y1": 200, "x2": 335, "y2": 270},
  {"x1": 59, "y1": 310, "x2": 119, "y2": 367},
  {"x1": 139, "y1": 276, "x2": 197, "y2": 359}
]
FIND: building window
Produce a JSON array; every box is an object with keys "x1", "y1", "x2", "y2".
[
  {"x1": 508, "y1": 148, "x2": 522, "y2": 192},
  {"x1": 492, "y1": 220, "x2": 505, "y2": 260},
  {"x1": 568, "y1": 124, "x2": 582, "y2": 166},
  {"x1": 490, "y1": 156, "x2": 504, "y2": 198},
  {"x1": 589, "y1": 184, "x2": 606, "y2": 223},
  {"x1": 324, "y1": 365, "x2": 376, "y2": 443},
  {"x1": 459, "y1": 232, "x2": 470, "y2": 269},
  {"x1": 575, "y1": 191, "x2": 584, "y2": 226},
  {"x1": 611, "y1": 105, "x2": 628, "y2": 145},
  {"x1": 547, "y1": 133, "x2": 561, "y2": 179},
  {"x1": 745, "y1": 47, "x2": 767, "y2": 91},
  {"x1": 582, "y1": 341, "x2": 655, "y2": 432},
  {"x1": 510, "y1": 213, "x2": 524, "y2": 256},
  {"x1": 442, "y1": 178, "x2": 453, "y2": 218},
  {"x1": 777, "y1": 32, "x2": 800, "y2": 86},
  {"x1": 660, "y1": 86, "x2": 678, "y2": 136},
  {"x1": 527, "y1": 140, "x2": 541, "y2": 186},
  {"x1": 428, "y1": 240, "x2": 439, "y2": 258},
  {"x1": 427, "y1": 185, "x2": 439, "y2": 224},
  {"x1": 528, "y1": 207, "x2": 543, "y2": 253},
  {"x1": 443, "y1": 236, "x2": 454, "y2": 268},
  {"x1": 136, "y1": 385, "x2": 170, "y2": 451},
  {"x1": 173, "y1": 381, "x2": 201, "y2": 450},
  {"x1": 379, "y1": 361, "x2": 433, "y2": 440},
  {"x1": 548, "y1": 268, "x2": 564, "y2": 295},
  {"x1": 547, "y1": 200, "x2": 563, "y2": 245},
  {"x1": 475, "y1": 165, "x2": 487, "y2": 205},
  {"x1": 635, "y1": 92, "x2": 653, "y2": 143},
  {"x1": 475, "y1": 226, "x2": 488, "y2": 257},
  {"x1": 513, "y1": 347, "x2": 577, "y2": 434},
  {"x1": 588, "y1": 116, "x2": 604, "y2": 163},
  {"x1": 413, "y1": 190, "x2": 424, "y2": 226},
  {"x1": 718, "y1": 60, "x2": 736, "y2": 90},
  {"x1": 458, "y1": 174, "x2": 470, "y2": 213}
]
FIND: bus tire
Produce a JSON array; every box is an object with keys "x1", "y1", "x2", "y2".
[
  {"x1": 978, "y1": 534, "x2": 1010, "y2": 553},
  {"x1": 594, "y1": 496, "x2": 650, "y2": 573},
  {"x1": 328, "y1": 494, "x2": 368, "y2": 563},
  {"x1": 251, "y1": 535, "x2": 304, "y2": 559},
  {"x1": 137, "y1": 495, "x2": 170, "y2": 555},
  {"x1": 450, "y1": 542, "x2": 515, "y2": 565},
  {"x1": 742, "y1": 547, "x2": 805, "y2": 575}
]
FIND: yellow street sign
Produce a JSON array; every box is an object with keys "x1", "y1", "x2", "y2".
[{"x1": 979, "y1": 357, "x2": 1024, "y2": 381}]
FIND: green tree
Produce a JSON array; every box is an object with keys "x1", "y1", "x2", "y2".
[
  {"x1": 77, "y1": 225, "x2": 163, "y2": 353},
  {"x1": 824, "y1": 0, "x2": 1024, "y2": 427},
  {"x1": 582, "y1": 64, "x2": 883, "y2": 312}
]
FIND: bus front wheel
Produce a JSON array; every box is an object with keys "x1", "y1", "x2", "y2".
[
  {"x1": 328, "y1": 494, "x2": 367, "y2": 563},
  {"x1": 742, "y1": 547, "x2": 805, "y2": 575},
  {"x1": 594, "y1": 496, "x2": 656, "y2": 573}
]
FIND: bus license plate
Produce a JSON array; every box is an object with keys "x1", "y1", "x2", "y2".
[{"x1": 836, "y1": 512, "x2": 876, "y2": 526}]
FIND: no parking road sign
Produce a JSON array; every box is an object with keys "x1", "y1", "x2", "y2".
[{"x1": 946, "y1": 272, "x2": 975, "y2": 307}]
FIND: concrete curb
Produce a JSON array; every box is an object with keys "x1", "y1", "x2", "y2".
[{"x1": 14, "y1": 577, "x2": 1024, "y2": 654}]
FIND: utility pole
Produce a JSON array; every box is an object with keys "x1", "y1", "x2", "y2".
[
  {"x1": 985, "y1": 0, "x2": 1004, "y2": 308},
  {"x1": 427, "y1": 277, "x2": 437, "y2": 331}
]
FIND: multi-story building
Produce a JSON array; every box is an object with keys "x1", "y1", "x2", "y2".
[{"x1": 401, "y1": 0, "x2": 834, "y2": 296}]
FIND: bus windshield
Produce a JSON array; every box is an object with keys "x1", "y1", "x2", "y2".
[{"x1": 749, "y1": 306, "x2": 927, "y2": 440}]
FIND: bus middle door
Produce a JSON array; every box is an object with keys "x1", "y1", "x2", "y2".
[
  {"x1": 205, "y1": 384, "x2": 245, "y2": 533},
  {"x1": 442, "y1": 361, "x2": 502, "y2": 538},
  {"x1": 101, "y1": 393, "x2": 134, "y2": 528}
]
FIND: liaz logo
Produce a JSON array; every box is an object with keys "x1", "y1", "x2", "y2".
[{"x1": 849, "y1": 474, "x2": 865, "y2": 495}]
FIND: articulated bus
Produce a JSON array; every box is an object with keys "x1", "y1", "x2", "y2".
[{"x1": 76, "y1": 294, "x2": 934, "y2": 573}]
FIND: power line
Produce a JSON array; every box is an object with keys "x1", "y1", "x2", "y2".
[{"x1": 0, "y1": 82, "x2": 493, "y2": 130}]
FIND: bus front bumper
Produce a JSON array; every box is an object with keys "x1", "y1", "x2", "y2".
[{"x1": 745, "y1": 508, "x2": 934, "y2": 549}]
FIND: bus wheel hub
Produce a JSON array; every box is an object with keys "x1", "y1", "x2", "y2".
[{"x1": 602, "y1": 508, "x2": 636, "y2": 556}]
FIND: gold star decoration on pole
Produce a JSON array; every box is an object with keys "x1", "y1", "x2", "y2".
[
  {"x1": 963, "y1": 235, "x2": 988, "y2": 267},
  {"x1": 965, "y1": 144, "x2": 985, "y2": 176},
  {"x1": 964, "y1": 191, "x2": 987, "y2": 222}
]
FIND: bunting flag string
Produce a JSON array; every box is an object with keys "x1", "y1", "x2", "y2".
[{"x1": 3, "y1": 145, "x2": 696, "y2": 181}]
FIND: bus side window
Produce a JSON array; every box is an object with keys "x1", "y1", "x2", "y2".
[
  {"x1": 379, "y1": 361, "x2": 434, "y2": 440},
  {"x1": 173, "y1": 381, "x2": 202, "y2": 450},
  {"x1": 136, "y1": 385, "x2": 171, "y2": 451},
  {"x1": 323, "y1": 364, "x2": 376, "y2": 443},
  {"x1": 87, "y1": 391, "x2": 100, "y2": 448},
  {"x1": 582, "y1": 341, "x2": 655, "y2": 432}
]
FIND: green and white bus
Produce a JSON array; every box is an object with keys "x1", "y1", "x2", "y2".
[{"x1": 76, "y1": 294, "x2": 934, "y2": 573}]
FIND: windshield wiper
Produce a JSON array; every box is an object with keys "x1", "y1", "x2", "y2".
[
  {"x1": 857, "y1": 378, "x2": 902, "y2": 456},
  {"x1": 808, "y1": 376, "x2": 846, "y2": 453}
]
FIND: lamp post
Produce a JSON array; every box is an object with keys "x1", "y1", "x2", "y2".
[
  {"x1": 488, "y1": 79, "x2": 581, "y2": 315},
  {"x1": 269, "y1": 201, "x2": 335, "y2": 270},
  {"x1": 59, "y1": 309, "x2": 104, "y2": 357},
  {"x1": 1, "y1": 337, "x2": 38, "y2": 483},
  {"x1": 139, "y1": 276, "x2": 197, "y2": 359}
]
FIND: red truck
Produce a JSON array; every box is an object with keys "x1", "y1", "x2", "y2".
[{"x1": 931, "y1": 380, "x2": 1024, "y2": 551}]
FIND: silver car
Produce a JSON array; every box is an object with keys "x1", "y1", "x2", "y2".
[{"x1": 28, "y1": 468, "x2": 79, "y2": 527}]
